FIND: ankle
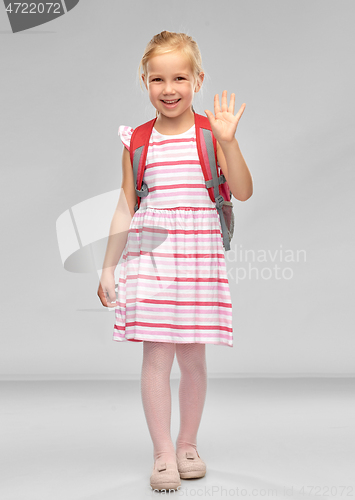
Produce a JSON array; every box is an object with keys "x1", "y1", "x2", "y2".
[
  {"x1": 154, "y1": 451, "x2": 177, "y2": 466},
  {"x1": 176, "y1": 442, "x2": 198, "y2": 460}
]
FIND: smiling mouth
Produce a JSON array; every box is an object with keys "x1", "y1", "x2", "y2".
[{"x1": 161, "y1": 99, "x2": 181, "y2": 103}]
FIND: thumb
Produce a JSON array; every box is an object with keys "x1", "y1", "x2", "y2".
[
  {"x1": 204, "y1": 109, "x2": 215, "y2": 124},
  {"x1": 105, "y1": 286, "x2": 117, "y2": 306}
]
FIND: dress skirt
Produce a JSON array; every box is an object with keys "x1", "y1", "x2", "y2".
[{"x1": 113, "y1": 206, "x2": 233, "y2": 347}]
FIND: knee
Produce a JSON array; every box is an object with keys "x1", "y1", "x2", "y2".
[
  {"x1": 142, "y1": 341, "x2": 176, "y2": 373},
  {"x1": 176, "y1": 344, "x2": 207, "y2": 375}
]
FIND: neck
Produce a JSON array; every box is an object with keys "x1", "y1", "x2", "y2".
[{"x1": 155, "y1": 107, "x2": 195, "y2": 134}]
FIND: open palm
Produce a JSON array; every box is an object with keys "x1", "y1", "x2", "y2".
[{"x1": 204, "y1": 90, "x2": 246, "y2": 143}]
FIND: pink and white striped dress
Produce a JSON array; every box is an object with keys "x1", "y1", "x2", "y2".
[{"x1": 113, "y1": 123, "x2": 233, "y2": 347}]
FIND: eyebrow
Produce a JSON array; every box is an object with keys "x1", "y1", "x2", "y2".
[{"x1": 149, "y1": 72, "x2": 190, "y2": 78}]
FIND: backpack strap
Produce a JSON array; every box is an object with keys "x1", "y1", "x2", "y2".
[
  {"x1": 194, "y1": 112, "x2": 231, "y2": 251},
  {"x1": 129, "y1": 112, "x2": 231, "y2": 251},
  {"x1": 129, "y1": 118, "x2": 157, "y2": 212}
]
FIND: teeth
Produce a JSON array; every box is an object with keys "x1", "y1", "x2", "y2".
[{"x1": 163, "y1": 99, "x2": 179, "y2": 103}]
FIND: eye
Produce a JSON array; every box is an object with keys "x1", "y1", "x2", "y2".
[
  {"x1": 151, "y1": 78, "x2": 162, "y2": 82},
  {"x1": 176, "y1": 77, "x2": 185, "y2": 80}
]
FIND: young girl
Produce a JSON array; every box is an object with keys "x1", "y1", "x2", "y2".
[{"x1": 97, "y1": 31, "x2": 253, "y2": 491}]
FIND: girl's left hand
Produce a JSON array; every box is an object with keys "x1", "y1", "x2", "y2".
[{"x1": 204, "y1": 90, "x2": 246, "y2": 144}]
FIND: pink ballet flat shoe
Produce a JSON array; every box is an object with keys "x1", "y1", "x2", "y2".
[
  {"x1": 150, "y1": 461, "x2": 181, "y2": 491},
  {"x1": 176, "y1": 450, "x2": 206, "y2": 479}
]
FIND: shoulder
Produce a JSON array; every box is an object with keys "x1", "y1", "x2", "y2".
[
  {"x1": 119, "y1": 118, "x2": 157, "y2": 150},
  {"x1": 118, "y1": 125, "x2": 134, "y2": 151}
]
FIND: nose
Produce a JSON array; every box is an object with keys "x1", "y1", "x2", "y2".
[{"x1": 162, "y1": 81, "x2": 175, "y2": 95}]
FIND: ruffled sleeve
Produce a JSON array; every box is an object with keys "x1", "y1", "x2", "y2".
[{"x1": 118, "y1": 125, "x2": 134, "y2": 152}]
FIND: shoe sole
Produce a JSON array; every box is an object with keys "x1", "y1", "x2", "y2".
[
  {"x1": 150, "y1": 481, "x2": 181, "y2": 490},
  {"x1": 179, "y1": 470, "x2": 206, "y2": 479}
]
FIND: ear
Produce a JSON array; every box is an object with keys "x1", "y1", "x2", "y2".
[
  {"x1": 195, "y1": 72, "x2": 205, "y2": 93},
  {"x1": 141, "y1": 73, "x2": 148, "y2": 90}
]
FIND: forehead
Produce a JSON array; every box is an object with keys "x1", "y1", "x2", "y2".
[{"x1": 146, "y1": 51, "x2": 192, "y2": 75}]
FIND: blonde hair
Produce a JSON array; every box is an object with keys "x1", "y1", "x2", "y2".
[{"x1": 138, "y1": 31, "x2": 204, "y2": 118}]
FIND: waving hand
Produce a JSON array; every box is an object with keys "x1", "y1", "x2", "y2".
[{"x1": 204, "y1": 90, "x2": 246, "y2": 144}]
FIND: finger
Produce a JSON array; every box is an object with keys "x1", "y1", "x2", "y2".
[
  {"x1": 221, "y1": 90, "x2": 228, "y2": 113},
  {"x1": 204, "y1": 109, "x2": 216, "y2": 125},
  {"x1": 235, "y1": 103, "x2": 246, "y2": 121},
  {"x1": 214, "y1": 93, "x2": 221, "y2": 115},
  {"x1": 97, "y1": 284, "x2": 106, "y2": 303},
  {"x1": 98, "y1": 283, "x2": 116, "y2": 307},
  {"x1": 228, "y1": 93, "x2": 235, "y2": 114},
  {"x1": 97, "y1": 290, "x2": 107, "y2": 307},
  {"x1": 106, "y1": 289, "x2": 117, "y2": 305}
]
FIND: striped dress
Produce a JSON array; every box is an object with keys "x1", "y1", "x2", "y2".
[{"x1": 113, "y1": 123, "x2": 233, "y2": 347}]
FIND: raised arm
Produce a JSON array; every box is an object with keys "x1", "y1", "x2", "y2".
[{"x1": 204, "y1": 90, "x2": 253, "y2": 201}]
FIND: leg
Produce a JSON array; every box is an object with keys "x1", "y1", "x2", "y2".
[
  {"x1": 175, "y1": 343, "x2": 207, "y2": 460},
  {"x1": 140, "y1": 341, "x2": 176, "y2": 465}
]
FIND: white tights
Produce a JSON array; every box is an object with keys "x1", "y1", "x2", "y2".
[{"x1": 140, "y1": 341, "x2": 207, "y2": 465}]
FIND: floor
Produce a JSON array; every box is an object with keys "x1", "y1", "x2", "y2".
[{"x1": 1, "y1": 378, "x2": 354, "y2": 499}]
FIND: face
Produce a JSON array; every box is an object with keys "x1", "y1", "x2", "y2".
[{"x1": 142, "y1": 51, "x2": 203, "y2": 118}]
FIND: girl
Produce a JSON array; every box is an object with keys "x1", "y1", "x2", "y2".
[{"x1": 97, "y1": 31, "x2": 253, "y2": 491}]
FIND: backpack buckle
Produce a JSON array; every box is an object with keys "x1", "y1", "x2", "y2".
[
  {"x1": 215, "y1": 194, "x2": 224, "y2": 209},
  {"x1": 136, "y1": 181, "x2": 148, "y2": 198}
]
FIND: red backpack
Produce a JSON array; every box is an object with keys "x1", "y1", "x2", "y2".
[{"x1": 129, "y1": 111, "x2": 234, "y2": 251}]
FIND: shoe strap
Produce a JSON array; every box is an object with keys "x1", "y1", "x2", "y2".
[
  {"x1": 185, "y1": 450, "x2": 202, "y2": 460},
  {"x1": 157, "y1": 462, "x2": 167, "y2": 472}
]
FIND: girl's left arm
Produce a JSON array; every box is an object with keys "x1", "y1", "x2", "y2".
[{"x1": 205, "y1": 90, "x2": 253, "y2": 202}]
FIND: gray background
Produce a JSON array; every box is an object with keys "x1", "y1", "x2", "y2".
[{"x1": 1, "y1": 0, "x2": 354, "y2": 380}]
